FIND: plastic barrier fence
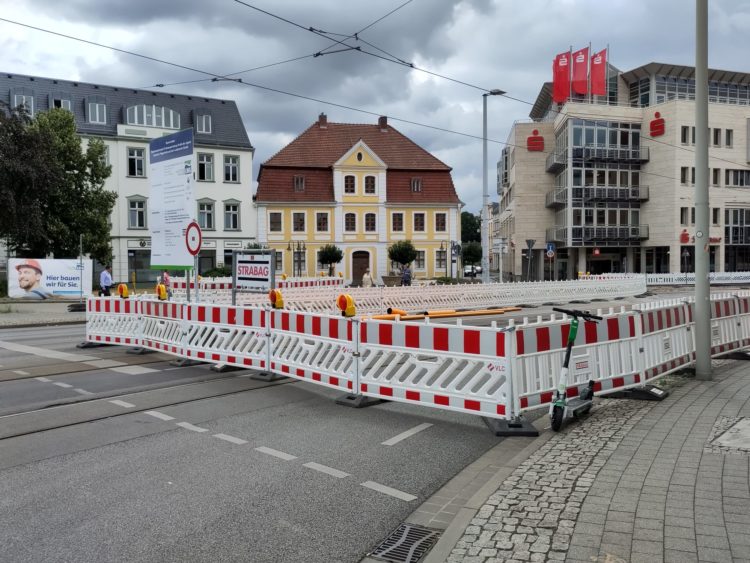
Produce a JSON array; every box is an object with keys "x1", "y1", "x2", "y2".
[
  {"x1": 646, "y1": 271, "x2": 750, "y2": 285},
  {"x1": 85, "y1": 291, "x2": 750, "y2": 423}
]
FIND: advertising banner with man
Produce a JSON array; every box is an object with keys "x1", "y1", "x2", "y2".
[
  {"x1": 149, "y1": 128, "x2": 195, "y2": 270},
  {"x1": 8, "y1": 258, "x2": 93, "y2": 299}
]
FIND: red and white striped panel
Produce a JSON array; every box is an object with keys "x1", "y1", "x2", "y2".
[
  {"x1": 86, "y1": 297, "x2": 141, "y2": 345},
  {"x1": 640, "y1": 305, "x2": 689, "y2": 335},
  {"x1": 360, "y1": 320, "x2": 506, "y2": 357},
  {"x1": 269, "y1": 310, "x2": 353, "y2": 342},
  {"x1": 358, "y1": 320, "x2": 510, "y2": 419},
  {"x1": 515, "y1": 314, "x2": 635, "y2": 355},
  {"x1": 172, "y1": 280, "x2": 232, "y2": 290},
  {"x1": 87, "y1": 297, "x2": 138, "y2": 315},
  {"x1": 141, "y1": 300, "x2": 182, "y2": 321},
  {"x1": 709, "y1": 298, "x2": 742, "y2": 356},
  {"x1": 184, "y1": 303, "x2": 265, "y2": 328},
  {"x1": 519, "y1": 371, "x2": 644, "y2": 410},
  {"x1": 736, "y1": 296, "x2": 750, "y2": 348}
]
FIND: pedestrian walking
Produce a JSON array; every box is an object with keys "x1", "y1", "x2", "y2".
[{"x1": 99, "y1": 265, "x2": 113, "y2": 296}]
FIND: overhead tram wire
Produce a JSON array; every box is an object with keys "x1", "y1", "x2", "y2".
[{"x1": 0, "y1": 17, "x2": 682, "y2": 184}]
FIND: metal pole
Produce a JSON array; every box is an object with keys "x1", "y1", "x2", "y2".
[
  {"x1": 195, "y1": 255, "x2": 200, "y2": 303},
  {"x1": 694, "y1": 0, "x2": 711, "y2": 380},
  {"x1": 185, "y1": 269, "x2": 190, "y2": 302},
  {"x1": 79, "y1": 234, "x2": 83, "y2": 303},
  {"x1": 481, "y1": 93, "x2": 490, "y2": 284}
]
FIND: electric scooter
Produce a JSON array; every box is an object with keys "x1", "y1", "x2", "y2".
[{"x1": 549, "y1": 307, "x2": 603, "y2": 432}]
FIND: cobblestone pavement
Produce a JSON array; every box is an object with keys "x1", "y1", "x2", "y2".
[{"x1": 446, "y1": 361, "x2": 750, "y2": 563}]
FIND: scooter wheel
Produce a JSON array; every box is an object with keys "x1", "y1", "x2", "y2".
[{"x1": 551, "y1": 405, "x2": 564, "y2": 432}]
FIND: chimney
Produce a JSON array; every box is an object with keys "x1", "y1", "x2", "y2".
[
  {"x1": 378, "y1": 115, "x2": 388, "y2": 131},
  {"x1": 318, "y1": 113, "x2": 327, "y2": 128}
]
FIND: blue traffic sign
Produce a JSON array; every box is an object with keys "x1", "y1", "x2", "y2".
[{"x1": 546, "y1": 242, "x2": 555, "y2": 253}]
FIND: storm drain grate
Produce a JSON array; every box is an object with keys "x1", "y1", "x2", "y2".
[{"x1": 368, "y1": 523, "x2": 442, "y2": 563}]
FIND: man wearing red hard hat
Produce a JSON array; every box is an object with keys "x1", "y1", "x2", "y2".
[{"x1": 15, "y1": 259, "x2": 53, "y2": 299}]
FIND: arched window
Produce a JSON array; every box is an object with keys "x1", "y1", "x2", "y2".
[
  {"x1": 344, "y1": 175, "x2": 356, "y2": 194},
  {"x1": 365, "y1": 176, "x2": 376, "y2": 194},
  {"x1": 365, "y1": 213, "x2": 376, "y2": 232},
  {"x1": 126, "y1": 104, "x2": 181, "y2": 129},
  {"x1": 345, "y1": 213, "x2": 356, "y2": 232}
]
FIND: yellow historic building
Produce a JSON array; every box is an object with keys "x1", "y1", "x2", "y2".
[{"x1": 255, "y1": 115, "x2": 462, "y2": 285}]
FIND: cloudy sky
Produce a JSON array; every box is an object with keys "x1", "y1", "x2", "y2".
[{"x1": 3, "y1": 0, "x2": 749, "y2": 212}]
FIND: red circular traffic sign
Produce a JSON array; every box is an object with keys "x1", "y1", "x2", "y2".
[{"x1": 185, "y1": 221, "x2": 202, "y2": 256}]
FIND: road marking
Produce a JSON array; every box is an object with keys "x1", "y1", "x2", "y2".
[
  {"x1": 176, "y1": 422, "x2": 209, "y2": 433},
  {"x1": 35, "y1": 377, "x2": 52, "y2": 382},
  {"x1": 110, "y1": 365, "x2": 159, "y2": 375},
  {"x1": 163, "y1": 367, "x2": 181, "y2": 371},
  {"x1": 109, "y1": 400, "x2": 135, "y2": 408},
  {"x1": 0, "y1": 340, "x2": 98, "y2": 362},
  {"x1": 82, "y1": 359, "x2": 126, "y2": 369},
  {"x1": 12, "y1": 370, "x2": 29, "y2": 376},
  {"x1": 74, "y1": 388, "x2": 93, "y2": 395},
  {"x1": 254, "y1": 446, "x2": 297, "y2": 461},
  {"x1": 303, "y1": 462, "x2": 350, "y2": 479},
  {"x1": 144, "y1": 410, "x2": 175, "y2": 421},
  {"x1": 361, "y1": 481, "x2": 417, "y2": 502},
  {"x1": 213, "y1": 433, "x2": 248, "y2": 445},
  {"x1": 381, "y1": 423, "x2": 434, "y2": 446},
  {"x1": 53, "y1": 382, "x2": 73, "y2": 388}
]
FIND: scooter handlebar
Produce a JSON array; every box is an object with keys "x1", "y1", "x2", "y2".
[{"x1": 552, "y1": 307, "x2": 603, "y2": 322}]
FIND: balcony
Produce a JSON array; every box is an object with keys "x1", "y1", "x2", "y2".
[
  {"x1": 581, "y1": 186, "x2": 649, "y2": 203},
  {"x1": 545, "y1": 151, "x2": 567, "y2": 173},
  {"x1": 545, "y1": 189, "x2": 567, "y2": 208},
  {"x1": 578, "y1": 145, "x2": 650, "y2": 163},
  {"x1": 545, "y1": 227, "x2": 567, "y2": 243},
  {"x1": 581, "y1": 225, "x2": 649, "y2": 242}
]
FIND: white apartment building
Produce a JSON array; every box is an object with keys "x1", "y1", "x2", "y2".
[
  {"x1": 498, "y1": 62, "x2": 750, "y2": 280},
  {"x1": 1, "y1": 72, "x2": 255, "y2": 283}
]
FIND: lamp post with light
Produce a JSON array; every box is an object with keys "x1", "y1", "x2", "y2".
[
  {"x1": 287, "y1": 240, "x2": 306, "y2": 277},
  {"x1": 482, "y1": 89, "x2": 505, "y2": 284}
]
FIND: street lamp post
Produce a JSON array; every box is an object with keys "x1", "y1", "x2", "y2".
[
  {"x1": 482, "y1": 89, "x2": 505, "y2": 284},
  {"x1": 682, "y1": 248, "x2": 690, "y2": 284},
  {"x1": 287, "y1": 240, "x2": 306, "y2": 277}
]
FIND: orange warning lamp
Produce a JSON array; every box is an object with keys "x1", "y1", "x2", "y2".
[
  {"x1": 117, "y1": 283, "x2": 129, "y2": 299},
  {"x1": 156, "y1": 283, "x2": 167, "y2": 300},
  {"x1": 337, "y1": 293, "x2": 356, "y2": 317},
  {"x1": 268, "y1": 289, "x2": 284, "y2": 309}
]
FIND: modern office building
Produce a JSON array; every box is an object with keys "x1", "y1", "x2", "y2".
[
  {"x1": 1, "y1": 72, "x2": 255, "y2": 283},
  {"x1": 255, "y1": 114, "x2": 462, "y2": 285},
  {"x1": 497, "y1": 62, "x2": 750, "y2": 280}
]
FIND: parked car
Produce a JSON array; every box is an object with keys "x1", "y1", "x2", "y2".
[{"x1": 463, "y1": 264, "x2": 482, "y2": 277}]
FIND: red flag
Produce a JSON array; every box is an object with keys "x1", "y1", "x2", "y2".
[
  {"x1": 552, "y1": 51, "x2": 570, "y2": 103},
  {"x1": 572, "y1": 47, "x2": 589, "y2": 95},
  {"x1": 590, "y1": 48, "x2": 607, "y2": 96}
]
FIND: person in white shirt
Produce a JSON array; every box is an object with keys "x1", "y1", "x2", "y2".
[
  {"x1": 99, "y1": 265, "x2": 113, "y2": 296},
  {"x1": 362, "y1": 268, "x2": 374, "y2": 288}
]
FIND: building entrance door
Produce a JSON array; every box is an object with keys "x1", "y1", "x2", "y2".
[{"x1": 352, "y1": 251, "x2": 370, "y2": 286}]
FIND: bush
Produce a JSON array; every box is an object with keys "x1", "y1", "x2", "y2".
[
  {"x1": 201, "y1": 266, "x2": 232, "y2": 277},
  {"x1": 435, "y1": 276, "x2": 459, "y2": 285}
]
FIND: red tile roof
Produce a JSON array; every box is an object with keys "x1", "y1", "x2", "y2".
[{"x1": 256, "y1": 117, "x2": 460, "y2": 204}]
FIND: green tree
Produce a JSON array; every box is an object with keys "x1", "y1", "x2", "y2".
[
  {"x1": 461, "y1": 211, "x2": 481, "y2": 243},
  {"x1": 462, "y1": 241, "x2": 482, "y2": 266},
  {"x1": 0, "y1": 106, "x2": 115, "y2": 263},
  {"x1": 318, "y1": 244, "x2": 343, "y2": 275},
  {"x1": 388, "y1": 240, "x2": 417, "y2": 268}
]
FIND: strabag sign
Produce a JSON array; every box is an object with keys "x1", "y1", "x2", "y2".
[{"x1": 234, "y1": 252, "x2": 275, "y2": 291}]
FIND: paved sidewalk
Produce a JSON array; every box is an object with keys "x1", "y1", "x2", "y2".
[
  {"x1": 0, "y1": 300, "x2": 86, "y2": 328},
  {"x1": 414, "y1": 361, "x2": 750, "y2": 563}
]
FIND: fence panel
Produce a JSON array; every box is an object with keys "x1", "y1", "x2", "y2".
[
  {"x1": 633, "y1": 301, "x2": 694, "y2": 382},
  {"x1": 140, "y1": 301, "x2": 185, "y2": 355},
  {"x1": 86, "y1": 298, "x2": 141, "y2": 346},
  {"x1": 358, "y1": 319, "x2": 511, "y2": 419},
  {"x1": 267, "y1": 310, "x2": 356, "y2": 393}
]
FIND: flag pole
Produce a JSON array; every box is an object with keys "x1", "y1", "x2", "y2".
[
  {"x1": 569, "y1": 45, "x2": 573, "y2": 103},
  {"x1": 606, "y1": 44, "x2": 610, "y2": 105},
  {"x1": 588, "y1": 42, "x2": 592, "y2": 104}
]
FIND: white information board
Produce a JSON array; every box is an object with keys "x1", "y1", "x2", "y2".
[
  {"x1": 8, "y1": 258, "x2": 92, "y2": 300},
  {"x1": 149, "y1": 128, "x2": 195, "y2": 269},
  {"x1": 234, "y1": 251, "x2": 275, "y2": 292}
]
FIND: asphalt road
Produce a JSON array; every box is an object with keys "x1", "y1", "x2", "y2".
[{"x1": 0, "y1": 325, "x2": 503, "y2": 563}]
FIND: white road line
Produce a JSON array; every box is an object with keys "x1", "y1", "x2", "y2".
[
  {"x1": 381, "y1": 423, "x2": 434, "y2": 446},
  {"x1": 12, "y1": 370, "x2": 29, "y2": 376},
  {"x1": 109, "y1": 400, "x2": 135, "y2": 408},
  {"x1": 0, "y1": 340, "x2": 98, "y2": 362},
  {"x1": 144, "y1": 410, "x2": 175, "y2": 421},
  {"x1": 360, "y1": 481, "x2": 417, "y2": 502},
  {"x1": 82, "y1": 359, "x2": 126, "y2": 369},
  {"x1": 34, "y1": 377, "x2": 52, "y2": 382},
  {"x1": 74, "y1": 388, "x2": 93, "y2": 395},
  {"x1": 53, "y1": 382, "x2": 73, "y2": 388},
  {"x1": 176, "y1": 422, "x2": 209, "y2": 433},
  {"x1": 213, "y1": 433, "x2": 248, "y2": 445},
  {"x1": 254, "y1": 446, "x2": 297, "y2": 461},
  {"x1": 303, "y1": 462, "x2": 350, "y2": 479},
  {"x1": 110, "y1": 365, "x2": 159, "y2": 375},
  {"x1": 163, "y1": 367, "x2": 182, "y2": 371}
]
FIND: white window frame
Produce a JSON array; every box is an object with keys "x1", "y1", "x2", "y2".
[
  {"x1": 413, "y1": 212, "x2": 426, "y2": 232},
  {"x1": 344, "y1": 175, "x2": 356, "y2": 194},
  {"x1": 411, "y1": 178, "x2": 422, "y2": 192},
  {"x1": 52, "y1": 97, "x2": 71, "y2": 111},
  {"x1": 435, "y1": 249, "x2": 447, "y2": 270},
  {"x1": 88, "y1": 102, "x2": 107, "y2": 124},
  {"x1": 315, "y1": 211, "x2": 330, "y2": 233},
  {"x1": 269, "y1": 212, "x2": 283, "y2": 233},
  {"x1": 197, "y1": 114, "x2": 212, "y2": 134},
  {"x1": 275, "y1": 251, "x2": 283, "y2": 272},
  {"x1": 365, "y1": 212, "x2": 377, "y2": 232},
  {"x1": 126, "y1": 104, "x2": 180, "y2": 129},
  {"x1": 292, "y1": 211, "x2": 306, "y2": 233},
  {"x1": 198, "y1": 201, "x2": 215, "y2": 230},
  {"x1": 414, "y1": 250, "x2": 426, "y2": 270},
  {"x1": 294, "y1": 175, "x2": 305, "y2": 192},
  {"x1": 128, "y1": 198, "x2": 147, "y2": 229},
  {"x1": 224, "y1": 155, "x2": 240, "y2": 183},
  {"x1": 391, "y1": 212, "x2": 404, "y2": 232},
  {"x1": 345, "y1": 212, "x2": 357, "y2": 233},
  {"x1": 224, "y1": 202, "x2": 240, "y2": 230},
  {"x1": 14, "y1": 94, "x2": 34, "y2": 116},
  {"x1": 197, "y1": 153, "x2": 214, "y2": 182},
  {"x1": 127, "y1": 147, "x2": 146, "y2": 177},
  {"x1": 434, "y1": 212, "x2": 447, "y2": 233},
  {"x1": 364, "y1": 175, "x2": 376, "y2": 194}
]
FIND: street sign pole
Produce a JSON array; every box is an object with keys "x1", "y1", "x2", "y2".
[{"x1": 526, "y1": 239, "x2": 536, "y2": 281}]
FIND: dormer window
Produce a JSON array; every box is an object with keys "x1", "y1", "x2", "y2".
[
  {"x1": 50, "y1": 92, "x2": 72, "y2": 111},
  {"x1": 411, "y1": 178, "x2": 422, "y2": 192},
  {"x1": 126, "y1": 104, "x2": 180, "y2": 129},
  {"x1": 85, "y1": 95, "x2": 108, "y2": 124},
  {"x1": 294, "y1": 175, "x2": 305, "y2": 192},
  {"x1": 196, "y1": 113, "x2": 212, "y2": 134}
]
